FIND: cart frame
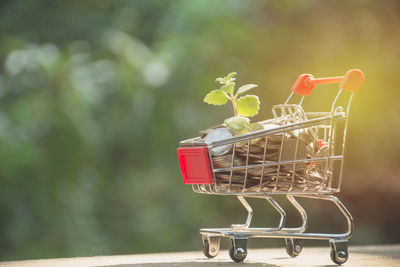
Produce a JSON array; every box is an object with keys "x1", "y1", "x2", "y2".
[{"x1": 177, "y1": 69, "x2": 364, "y2": 264}]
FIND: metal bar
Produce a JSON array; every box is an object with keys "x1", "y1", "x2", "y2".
[
  {"x1": 286, "y1": 195, "x2": 308, "y2": 233},
  {"x1": 299, "y1": 95, "x2": 305, "y2": 105},
  {"x1": 213, "y1": 156, "x2": 343, "y2": 172},
  {"x1": 199, "y1": 230, "x2": 348, "y2": 240},
  {"x1": 273, "y1": 133, "x2": 285, "y2": 192},
  {"x1": 258, "y1": 136, "x2": 268, "y2": 192},
  {"x1": 265, "y1": 195, "x2": 286, "y2": 230},
  {"x1": 200, "y1": 194, "x2": 353, "y2": 240},
  {"x1": 208, "y1": 148, "x2": 218, "y2": 193},
  {"x1": 194, "y1": 189, "x2": 340, "y2": 196},
  {"x1": 231, "y1": 196, "x2": 253, "y2": 230},
  {"x1": 296, "y1": 194, "x2": 353, "y2": 239},
  {"x1": 289, "y1": 120, "x2": 301, "y2": 192},
  {"x1": 288, "y1": 105, "x2": 297, "y2": 122},
  {"x1": 304, "y1": 125, "x2": 319, "y2": 192},
  {"x1": 206, "y1": 115, "x2": 346, "y2": 148},
  {"x1": 306, "y1": 112, "x2": 331, "y2": 116},
  {"x1": 307, "y1": 76, "x2": 343, "y2": 85},
  {"x1": 325, "y1": 89, "x2": 342, "y2": 189},
  {"x1": 327, "y1": 121, "x2": 338, "y2": 189},
  {"x1": 284, "y1": 91, "x2": 295, "y2": 105},
  {"x1": 192, "y1": 184, "x2": 197, "y2": 193},
  {"x1": 228, "y1": 143, "x2": 236, "y2": 193},
  {"x1": 242, "y1": 140, "x2": 250, "y2": 192},
  {"x1": 337, "y1": 93, "x2": 354, "y2": 190},
  {"x1": 179, "y1": 114, "x2": 345, "y2": 147}
]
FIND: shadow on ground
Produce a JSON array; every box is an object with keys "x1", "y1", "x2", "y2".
[{"x1": 99, "y1": 263, "x2": 278, "y2": 267}]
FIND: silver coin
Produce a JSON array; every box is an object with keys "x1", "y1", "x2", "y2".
[{"x1": 204, "y1": 128, "x2": 233, "y2": 156}]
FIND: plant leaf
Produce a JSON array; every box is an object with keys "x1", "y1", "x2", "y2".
[
  {"x1": 246, "y1": 122, "x2": 264, "y2": 143},
  {"x1": 215, "y1": 77, "x2": 225, "y2": 84},
  {"x1": 221, "y1": 83, "x2": 235, "y2": 95},
  {"x1": 236, "y1": 84, "x2": 258, "y2": 96},
  {"x1": 226, "y1": 72, "x2": 237, "y2": 80},
  {"x1": 203, "y1": 89, "x2": 228, "y2": 105},
  {"x1": 236, "y1": 95, "x2": 260, "y2": 117},
  {"x1": 247, "y1": 122, "x2": 264, "y2": 131},
  {"x1": 224, "y1": 116, "x2": 250, "y2": 134}
]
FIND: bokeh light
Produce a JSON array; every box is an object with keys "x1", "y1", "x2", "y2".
[{"x1": 0, "y1": 0, "x2": 399, "y2": 261}]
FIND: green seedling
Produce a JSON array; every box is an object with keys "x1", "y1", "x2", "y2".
[{"x1": 204, "y1": 72, "x2": 263, "y2": 136}]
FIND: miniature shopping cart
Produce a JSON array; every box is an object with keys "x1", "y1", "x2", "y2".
[{"x1": 177, "y1": 69, "x2": 364, "y2": 265}]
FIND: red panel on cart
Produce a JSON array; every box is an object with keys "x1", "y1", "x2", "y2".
[{"x1": 177, "y1": 147, "x2": 213, "y2": 184}]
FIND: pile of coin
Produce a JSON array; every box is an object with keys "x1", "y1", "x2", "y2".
[{"x1": 201, "y1": 124, "x2": 328, "y2": 192}]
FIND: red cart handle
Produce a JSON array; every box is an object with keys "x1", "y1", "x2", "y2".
[{"x1": 291, "y1": 69, "x2": 364, "y2": 96}]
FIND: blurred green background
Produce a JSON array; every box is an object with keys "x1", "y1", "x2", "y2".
[{"x1": 1, "y1": 0, "x2": 399, "y2": 261}]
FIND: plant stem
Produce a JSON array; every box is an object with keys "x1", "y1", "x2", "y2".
[{"x1": 230, "y1": 93, "x2": 238, "y2": 117}]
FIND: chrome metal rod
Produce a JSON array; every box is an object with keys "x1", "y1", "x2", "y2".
[
  {"x1": 214, "y1": 156, "x2": 343, "y2": 173},
  {"x1": 206, "y1": 114, "x2": 346, "y2": 148},
  {"x1": 286, "y1": 195, "x2": 308, "y2": 233},
  {"x1": 200, "y1": 194, "x2": 352, "y2": 241},
  {"x1": 284, "y1": 91, "x2": 295, "y2": 105},
  {"x1": 265, "y1": 195, "x2": 286, "y2": 230},
  {"x1": 294, "y1": 194, "x2": 353, "y2": 239},
  {"x1": 338, "y1": 93, "x2": 354, "y2": 190},
  {"x1": 299, "y1": 95, "x2": 305, "y2": 105},
  {"x1": 199, "y1": 228, "x2": 351, "y2": 240},
  {"x1": 231, "y1": 196, "x2": 253, "y2": 230}
]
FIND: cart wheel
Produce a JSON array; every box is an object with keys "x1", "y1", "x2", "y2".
[
  {"x1": 330, "y1": 249, "x2": 348, "y2": 265},
  {"x1": 202, "y1": 240, "x2": 216, "y2": 258},
  {"x1": 329, "y1": 240, "x2": 348, "y2": 265},
  {"x1": 202, "y1": 235, "x2": 220, "y2": 258},
  {"x1": 229, "y1": 238, "x2": 248, "y2": 263},
  {"x1": 285, "y1": 238, "x2": 303, "y2": 257},
  {"x1": 229, "y1": 246, "x2": 247, "y2": 263}
]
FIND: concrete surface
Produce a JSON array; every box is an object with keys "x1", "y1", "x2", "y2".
[{"x1": 1, "y1": 244, "x2": 399, "y2": 267}]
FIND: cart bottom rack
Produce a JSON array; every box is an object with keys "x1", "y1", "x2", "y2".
[{"x1": 200, "y1": 194, "x2": 352, "y2": 264}]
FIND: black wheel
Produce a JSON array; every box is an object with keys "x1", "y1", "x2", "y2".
[
  {"x1": 229, "y1": 246, "x2": 247, "y2": 263},
  {"x1": 202, "y1": 239, "x2": 216, "y2": 258},
  {"x1": 285, "y1": 238, "x2": 303, "y2": 257},
  {"x1": 330, "y1": 248, "x2": 348, "y2": 265}
]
